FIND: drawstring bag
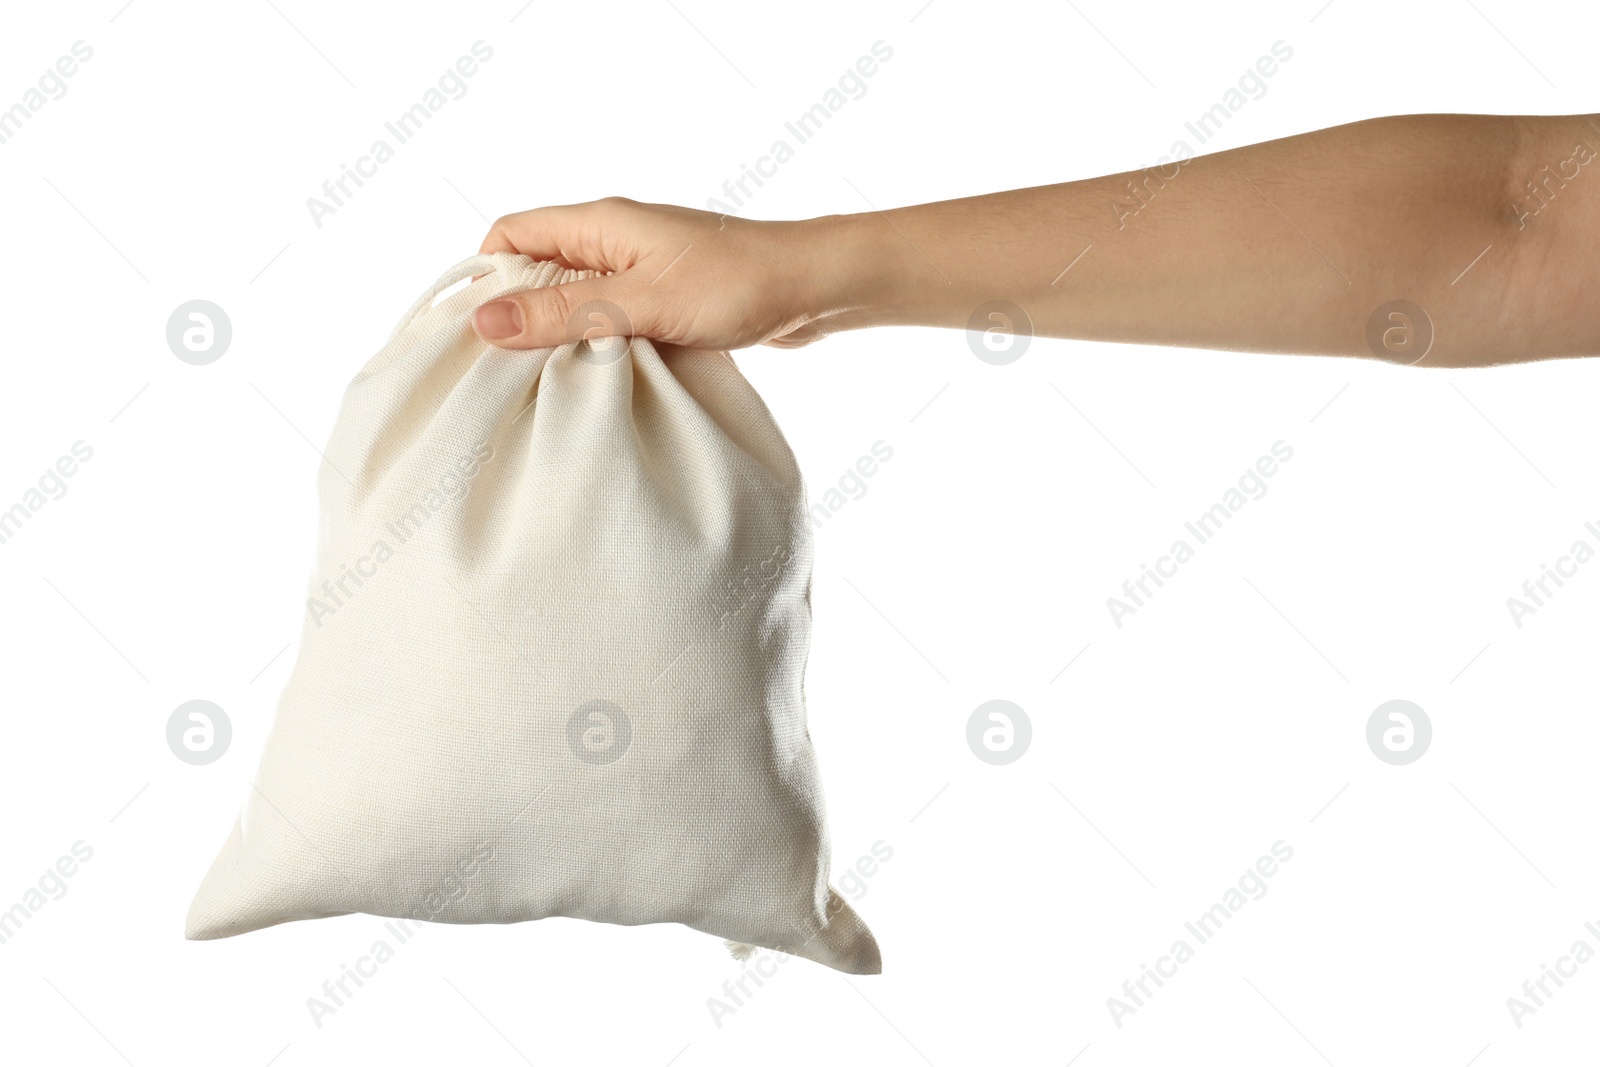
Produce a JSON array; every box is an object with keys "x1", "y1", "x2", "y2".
[{"x1": 186, "y1": 253, "x2": 881, "y2": 974}]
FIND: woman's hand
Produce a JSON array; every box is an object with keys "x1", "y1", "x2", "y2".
[{"x1": 471, "y1": 198, "x2": 874, "y2": 351}]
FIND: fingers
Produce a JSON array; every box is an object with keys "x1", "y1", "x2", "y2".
[
  {"x1": 478, "y1": 198, "x2": 640, "y2": 273},
  {"x1": 472, "y1": 276, "x2": 645, "y2": 350}
]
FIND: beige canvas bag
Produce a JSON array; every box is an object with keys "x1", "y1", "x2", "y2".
[{"x1": 186, "y1": 253, "x2": 880, "y2": 974}]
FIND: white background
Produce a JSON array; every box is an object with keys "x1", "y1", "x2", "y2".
[{"x1": 2, "y1": 1, "x2": 1597, "y2": 1064}]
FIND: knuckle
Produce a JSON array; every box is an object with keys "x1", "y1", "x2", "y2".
[{"x1": 592, "y1": 195, "x2": 636, "y2": 220}]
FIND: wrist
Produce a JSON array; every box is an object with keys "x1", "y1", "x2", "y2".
[{"x1": 794, "y1": 211, "x2": 915, "y2": 331}]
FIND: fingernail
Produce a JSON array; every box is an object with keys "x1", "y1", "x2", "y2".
[{"x1": 475, "y1": 300, "x2": 522, "y2": 340}]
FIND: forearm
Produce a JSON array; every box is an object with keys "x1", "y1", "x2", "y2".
[{"x1": 814, "y1": 113, "x2": 1600, "y2": 366}]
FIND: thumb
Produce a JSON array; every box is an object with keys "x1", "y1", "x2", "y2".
[{"x1": 471, "y1": 277, "x2": 642, "y2": 350}]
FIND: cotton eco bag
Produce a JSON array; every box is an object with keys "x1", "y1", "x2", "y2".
[{"x1": 186, "y1": 253, "x2": 880, "y2": 974}]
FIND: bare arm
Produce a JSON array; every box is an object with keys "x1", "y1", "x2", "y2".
[{"x1": 472, "y1": 113, "x2": 1600, "y2": 367}]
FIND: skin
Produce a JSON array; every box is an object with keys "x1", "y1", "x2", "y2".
[{"x1": 472, "y1": 112, "x2": 1600, "y2": 367}]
